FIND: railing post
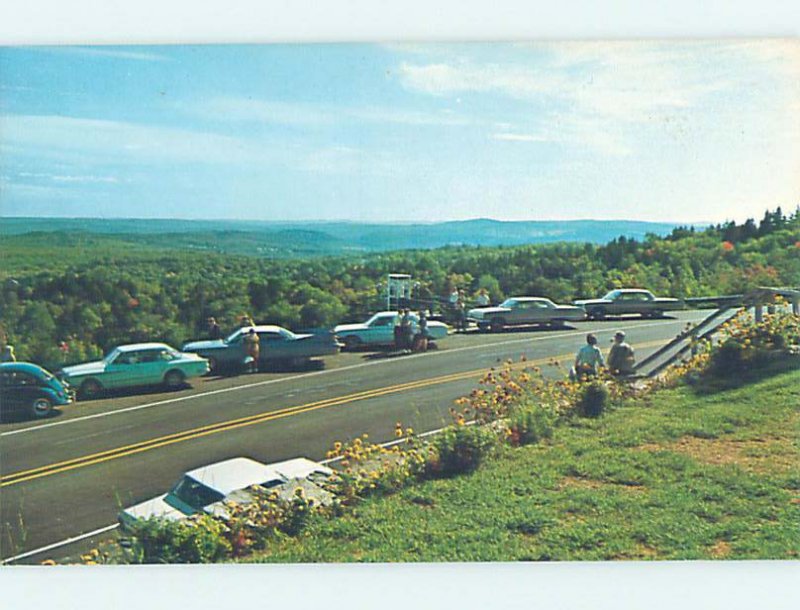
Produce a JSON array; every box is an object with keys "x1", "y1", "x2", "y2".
[
  {"x1": 793, "y1": 297, "x2": 800, "y2": 317},
  {"x1": 754, "y1": 301, "x2": 763, "y2": 323}
]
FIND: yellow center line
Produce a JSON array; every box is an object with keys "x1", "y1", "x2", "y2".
[{"x1": 1, "y1": 339, "x2": 667, "y2": 487}]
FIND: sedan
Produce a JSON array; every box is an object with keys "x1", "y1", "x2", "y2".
[
  {"x1": 182, "y1": 325, "x2": 340, "y2": 372},
  {"x1": 574, "y1": 289, "x2": 684, "y2": 320},
  {"x1": 0, "y1": 362, "x2": 74, "y2": 419},
  {"x1": 60, "y1": 342, "x2": 209, "y2": 400},
  {"x1": 334, "y1": 311, "x2": 449, "y2": 350},
  {"x1": 118, "y1": 456, "x2": 333, "y2": 528},
  {"x1": 468, "y1": 297, "x2": 587, "y2": 332}
]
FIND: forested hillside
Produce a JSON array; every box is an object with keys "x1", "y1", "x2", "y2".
[{"x1": 1, "y1": 208, "x2": 797, "y2": 369}]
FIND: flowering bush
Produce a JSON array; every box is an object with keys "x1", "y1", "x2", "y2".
[
  {"x1": 427, "y1": 424, "x2": 497, "y2": 476},
  {"x1": 122, "y1": 515, "x2": 232, "y2": 564},
  {"x1": 325, "y1": 430, "x2": 427, "y2": 504},
  {"x1": 507, "y1": 401, "x2": 555, "y2": 446},
  {"x1": 575, "y1": 380, "x2": 610, "y2": 418}
]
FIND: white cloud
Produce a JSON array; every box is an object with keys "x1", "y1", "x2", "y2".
[{"x1": 32, "y1": 46, "x2": 170, "y2": 62}]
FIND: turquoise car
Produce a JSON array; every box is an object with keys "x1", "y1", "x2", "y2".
[{"x1": 60, "y1": 342, "x2": 209, "y2": 399}]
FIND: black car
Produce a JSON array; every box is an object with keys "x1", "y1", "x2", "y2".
[{"x1": 0, "y1": 362, "x2": 74, "y2": 419}]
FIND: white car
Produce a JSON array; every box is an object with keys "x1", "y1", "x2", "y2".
[
  {"x1": 334, "y1": 311, "x2": 449, "y2": 350},
  {"x1": 468, "y1": 297, "x2": 587, "y2": 332},
  {"x1": 118, "y1": 456, "x2": 333, "y2": 528}
]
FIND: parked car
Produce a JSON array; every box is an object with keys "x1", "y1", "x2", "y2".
[
  {"x1": 0, "y1": 362, "x2": 74, "y2": 419},
  {"x1": 60, "y1": 342, "x2": 209, "y2": 400},
  {"x1": 334, "y1": 311, "x2": 449, "y2": 350},
  {"x1": 468, "y1": 297, "x2": 587, "y2": 332},
  {"x1": 182, "y1": 325, "x2": 340, "y2": 372},
  {"x1": 118, "y1": 456, "x2": 333, "y2": 528},
  {"x1": 574, "y1": 289, "x2": 684, "y2": 319}
]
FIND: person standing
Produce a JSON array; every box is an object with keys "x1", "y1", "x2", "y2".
[
  {"x1": 243, "y1": 328, "x2": 260, "y2": 373},
  {"x1": 0, "y1": 344, "x2": 16, "y2": 363},
  {"x1": 400, "y1": 309, "x2": 414, "y2": 353},
  {"x1": 476, "y1": 288, "x2": 490, "y2": 307},
  {"x1": 393, "y1": 310, "x2": 404, "y2": 351},
  {"x1": 413, "y1": 310, "x2": 429, "y2": 352},
  {"x1": 207, "y1": 317, "x2": 222, "y2": 340},
  {"x1": 608, "y1": 331, "x2": 636, "y2": 376}
]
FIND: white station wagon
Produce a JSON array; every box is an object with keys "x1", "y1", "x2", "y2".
[{"x1": 118, "y1": 456, "x2": 333, "y2": 528}]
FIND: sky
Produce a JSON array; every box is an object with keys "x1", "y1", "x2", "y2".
[{"x1": 1, "y1": 40, "x2": 799, "y2": 224}]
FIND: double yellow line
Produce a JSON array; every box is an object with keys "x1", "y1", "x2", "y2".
[
  {"x1": 1, "y1": 338, "x2": 667, "y2": 488},
  {"x1": 0, "y1": 364, "x2": 501, "y2": 488}
]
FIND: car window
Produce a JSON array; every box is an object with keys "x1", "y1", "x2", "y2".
[
  {"x1": 370, "y1": 316, "x2": 396, "y2": 327},
  {"x1": 4, "y1": 371, "x2": 40, "y2": 386},
  {"x1": 113, "y1": 351, "x2": 141, "y2": 365},
  {"x1": 138, "y1": 350, "x2": 164, "y2": 363},
  {"x1": 259, "y1": 332, "x2": 284, "y2": 343},
  {"x1": 500, "y1": 299, "x2": 517, "y2": 308},
  {"x1": 225, "y1": 330, "x2": 243, "y2": 344},
  {"x1": 170, "y1": 476, "x2": 224, "y2": 510},
  {"x1": 260, "y1": 478, "x2": 286, "y2": 490}
]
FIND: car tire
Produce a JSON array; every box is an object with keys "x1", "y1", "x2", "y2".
[
  {"x1": 477, "y1": 323, "x2": 490, "y2": 333},
  {"x1": 78, "y1": 379, "x2": 103, "y2": 400},
  {"x1": 650, "y1": 309, "x2": 664, "y2": 319},
  {"x1": 30, "y1": 397, "x2": 53, "y2": 419},
  {"x1": 164, "y1": 370, "x2": 185, "y2": 389},
  {"x1": 343, "y1": 336, "x2": 362, "y2": 351},
  {"x1": 489, "y1": 318, "x2": 506, "y2": 332},
  {"x1": 590, "y1": 307, "x2": 606, "y2": 320}
]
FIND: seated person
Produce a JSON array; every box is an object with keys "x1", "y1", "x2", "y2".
[
  {"x1": 570, "y1": 333, "x2": 604, "y2": 381},
  {"x1": 608, "y1": 330, "x2": 636, "y2": 375}
]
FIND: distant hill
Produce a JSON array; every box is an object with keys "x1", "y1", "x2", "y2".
[{"x1": 0, "y1": 217, "x2": 685, "y2": 256}]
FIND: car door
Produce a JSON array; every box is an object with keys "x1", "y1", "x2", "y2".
[
  {"x1": 527, "y1": 301, "x2": 553, "y2": 324},
  {"x1": 104, "y1": 350, "x2": 145, "y2": 388},
  {"x1": 2, "y1": 371, "x2": 42, "y2": 410},
  {"x1": 0, "y1": 371, "x2": 25, "y2": 410},
  {"x1": 136, "y1": 348, "x2": 173, "y2": 385},
  {"x1": 258, "y1": 331, "x2": 288, "y2": 362},
  {"x1": 366, "y1": 315, "x2": 396, "y2": 344}
]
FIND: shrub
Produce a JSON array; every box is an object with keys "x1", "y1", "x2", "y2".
[
  {"x1": 576, "y1": 381, "x2": 609, "y2": 418},
  {"x1": 427, "y1": 424, "x2": 496, "y2": 476},
  {"x1": 707, "y1": 339, "x2": 745, "y2": 377},
  {"x1": 124, "y1": 515, "x2": 231, "y2": 564},
  {"x1": 507, "y1": 403, "x2": 555, "y2": 446}
]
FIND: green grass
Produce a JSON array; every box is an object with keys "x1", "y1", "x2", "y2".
[{"x1": 245, "y1": 367, "x2": 800, "y2": 562}]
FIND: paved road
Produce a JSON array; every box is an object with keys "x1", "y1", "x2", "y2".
[{"x1": 0, "y1": 311, "x2": 710, "y2": 563}]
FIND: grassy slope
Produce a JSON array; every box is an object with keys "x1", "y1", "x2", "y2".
[{"x1": 247, "y1": 367, "x2": 800, "y2": 562}]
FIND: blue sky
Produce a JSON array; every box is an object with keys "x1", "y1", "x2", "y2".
[{"x1": 1, "y1": 41, "x2": 798, "y2": 223}]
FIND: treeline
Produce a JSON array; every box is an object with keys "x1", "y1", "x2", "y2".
[{"x1": 1, "y1": 207, "x2": 798, "y2": 369}]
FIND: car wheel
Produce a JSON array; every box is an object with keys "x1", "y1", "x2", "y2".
[
  {"x1": 164, "y1": 370, "x2": 185, "y2": 389},
  {"x1": 343, "y1": 336, "x2": 362, "y2": 351},
  {"x1": 549, "y1": 320, "x2": 567, "y2": 329},
  {"x1": 477, "y1": 323, "x2": 490, "y2": 333},
  {"x1": 30, "y1": 397, "x2": 53, "y2": 419},
  {"x1": 590, "y1": 307, "x2": 606, "y2": 320},
  {"x1": 489, "y1": 318, "x2": 506, "y2": 332},
  {"x1": 650, "y1": 309, "x2": 664, "y2": 319},
  {"x1": 79, "y1": 379, "x2": 103, "y2": 400}
]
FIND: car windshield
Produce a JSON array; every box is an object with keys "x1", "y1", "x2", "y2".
[
  {"x1": 225, "y1": 330, "x2": 243, "y2": 343},
  {"x1": 367, "y1": 314, "x2": 397, "y2": 327},
  {"x1": 603, "y1": 290, "x2": 622, "y2": 300},
  {"x1": 169, "y1": 476, "x2": 224, "y2": 510},
  {"x1": 499, "y1": 299, "x2": 517, "y2": 308},
  {"x1": 103, "y1": 349, "x2": 121, "y2": 364},
  {"x1": 279, "y1": 328, "x2": 296, "y2": 340}
]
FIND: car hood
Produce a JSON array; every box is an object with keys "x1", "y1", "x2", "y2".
[
  {"x1": 182, "y1": 339, "x2": 227, "y2": 351},
  {"x1": 120, "y1": 493, "x2": 191, "y2": 523},
  {"x1": 60, "y1": 361, "x2": 106, "y2": 377},
  {"x1": 468, "y1": 306, "x2": 509, "y2": 316},
  {"x1": 334, "y1": 323, "x2": 368, "y2": 333}
]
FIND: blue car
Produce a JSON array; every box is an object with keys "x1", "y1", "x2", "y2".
[{"x1": 0, "y1": 362, "x2": 74, "y2": 419}]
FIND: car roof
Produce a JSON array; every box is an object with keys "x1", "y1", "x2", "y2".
[
  {"x1": 0, "y1": 362, "x2": 50, "y2": 375},
  {"x1": 269, "y1": 457, "x2": 333, "y2": 480},
  {"x1": 185, "y1": 457, "x2": 284, "y2": 494},
  {"x1": 507, "y1": 296, "x2": 549, "y2": 302},
  {"x1": 232, "y1": 325, "x2": 288, "y2": 334},
  {"x1": 114, "y1": 343, "x2": 173, "y2": 352},
  {"x1": 612, "y1": 289, "x2": 651, "y2": 293}
]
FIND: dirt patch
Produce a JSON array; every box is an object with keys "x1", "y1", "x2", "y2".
[
  {"x1": 637, "y1": 435, "x2": 797, "y2": 474},
  {"x1": 559, "y1": 476, "x2": 646, "y2": 493},
  {"x1": 710, "y1": 540, "x2": 732, "y2": 559}
]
